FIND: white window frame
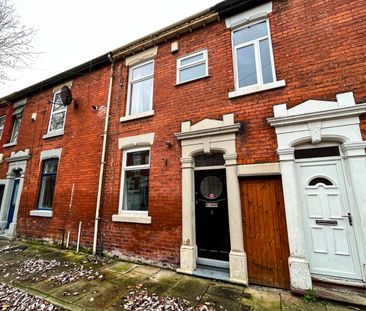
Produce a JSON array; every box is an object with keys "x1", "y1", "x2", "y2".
[
  {"x1": 232, "y1": 19, "x2": 277, "y2": 91},
  {"x1": 119, "y1": 146, "x2": 150, "y2": 216},
  {"x1": 46, "y1": 89, "x2": 68, "y2": 135},
  {"x1": 176, "y1": 49, "x2": 209, "y2": 84},
  {"x1": 9, "y1": 113, "x2": 22, "y2": 144},
  {"x1": 126, "y1": 60, "x2": 154, "y2": 117},
  {"x1": 0, "y1": 116, "x2": 6, "y2": 139}
]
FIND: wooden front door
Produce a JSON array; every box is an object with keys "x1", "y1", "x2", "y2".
[
  {"x1": 240, "y1": 176, "x2": 290, "y2": 289},
  {"x1": 195, "y1": 169, "x2": 231, "y2": 262}
]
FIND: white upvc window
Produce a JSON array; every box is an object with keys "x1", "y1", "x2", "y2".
[
  {"x1": 120, "y1": 147, "x2": 150, "y2": 213},
  {"x1": 47, "y1": 90, "x2": 67, "y2": 134},
  {"x1": 177, "y1": 49, "x2": 208, "y2": 84},
  {"x1": 9, "y1": 113, "x2": 21, "y2": 143},
  {"x1": 126, "y1": 60, "x2": 154, "y2": 116},
  {"x1": 0, "y1": 116, "x2": 6, "y2": 139},
  {"x1": 232, "y1": 19, "x2": 276, "y2": 90}
]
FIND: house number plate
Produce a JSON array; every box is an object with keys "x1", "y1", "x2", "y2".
[{"x1": 206, "y1": 202, "x2": 218, "y2": 208}]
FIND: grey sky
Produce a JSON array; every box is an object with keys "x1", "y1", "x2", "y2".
[{"x1": 1, "y1": 0, "x2": 221, "y2": 97}]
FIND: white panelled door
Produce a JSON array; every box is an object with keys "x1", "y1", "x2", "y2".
[{"x1": 297, "y1": 160, "x2": 362, "y2": 280}]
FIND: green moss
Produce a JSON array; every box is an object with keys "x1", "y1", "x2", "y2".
[{"x1": 107, "y1": 262, "x2": 134, "y2": 273}]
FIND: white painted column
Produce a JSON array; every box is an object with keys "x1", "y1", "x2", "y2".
[
  {"x1": 8, "y1": 176, "x2": 25, "y2": 238},
  {"x1": 278, "y1": 148, "x2": 312, "y2": 290},
  {"x1": 342, "y1": 143, "x2": 366, "y2": 280},
  {"x1": 224, "y1": 153, "x2": 248, "y2": 285},
  {"x1": 179, "y1": 157, "x2": 197, "y2": 274}
]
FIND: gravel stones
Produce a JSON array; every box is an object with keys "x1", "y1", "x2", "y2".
[
  {"x1": 48, "y1": 265, "x2": 103, "y2": 286},
  {"x1": 16, "y1": 259, "x2": 61, "y2": 280},
  {"x1": 0, "y1": 283, "x2": 63, "y2": 311},
  {"x1": 123, "y1": 285, "x2": 219, "y2": 311}
]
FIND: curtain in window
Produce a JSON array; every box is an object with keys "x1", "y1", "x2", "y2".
[
  {"x1": 38, "y1": 159, "x2": 59, "y2": 209},
  {"x1": 124, "y1": 169, "x2": 149, "y2": 211},
  {"x1": 39, "y1": 175, "x2": 56, "y2": 208},
  {"x1": 130, "y1": 79, "x2": 153, "y2": 114}
]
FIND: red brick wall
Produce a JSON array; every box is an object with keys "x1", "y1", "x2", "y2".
[
  {"x1": 100, "y1": 0, "x2": 366, "y2": 266},
  {"x1": 3, "y1": 66, "x2": 110, "y2": 247}
]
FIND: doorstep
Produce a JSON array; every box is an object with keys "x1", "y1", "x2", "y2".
[
  {"x1": 0, "y1": 233, "x2": 14, "y2": 240},
  {"x1": 192, "y1": 264, "x2": 231, "y2": 283},
  {"x1": 292, "y1": 281, "x2": 366, "y2": 309}
]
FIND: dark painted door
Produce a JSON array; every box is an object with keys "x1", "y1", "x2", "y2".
[
  {"x1": 195, "y1": 169, "x2": 230, "y2": 261},
  {"x1": 6, "y1": 179, "x2": 20, "y2": 230}
]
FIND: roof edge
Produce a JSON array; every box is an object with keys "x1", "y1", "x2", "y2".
[
  {"x1": 211, "y1": 0, "x2": 269, "y2": 19},
  {"x1": 112, "y1": 9, "x2": 219, "y2": 60},
  {"x1": 1, "y1": 53, "x2": 111, "y2": 103}
]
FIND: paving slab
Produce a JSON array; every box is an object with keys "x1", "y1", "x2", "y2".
[
  {"x1": 281, "y1": 290, "x2": 326, "y2": 311},
  {"x1": 143, "y1": 280, "x2": 171, "y2": 296},
  {"x1": 75, "y1": 281, "x2": 129, "y2": 310},
  {"x1": 207, "y1": 283, "x2": 244, "y2": 302},
  {"x1": 201, "y1": 293, "x2": 242, "y2": 311},
  {"x1": 149, "y1": 269, "x2": 183, "y2": 286},
  {"x1": 168, "y1": 275, "x2": 210, "y2": 301},
  {"x1": 241, "y1": 287, "x2": 281, "y2": 311},
  {"x1": 133, "y1": 264, "x2": 160, "y2": 276},
  {"x1": 50, "y1": 279, "x2": 100, "y2": 303},
  {"x1": 105, "y1": 262, "x2": 136, "y2": 275},
  {"x1": 111, "y1": 271, "x2": 150, "y2": 288}
]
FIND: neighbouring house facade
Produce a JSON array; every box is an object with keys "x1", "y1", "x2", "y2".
[
  {"x1": 0, "y1": 0, "x2": 365, "y2": 292},
  {"x1": 0, "y1": 56, "x2": 111, "y2": 245}
]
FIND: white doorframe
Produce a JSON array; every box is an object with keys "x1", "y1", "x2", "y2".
[
  {"x1": 1, "y1": 149, "x2": 30, "y2": 238},
  {"x1": 268, "y1": 92, "x2": 366, "y2": 289}
]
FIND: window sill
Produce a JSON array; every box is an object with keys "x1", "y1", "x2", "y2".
[
  {"x1": 112, "y1": 213, "x2": 151, "y2": 224},
  {"x1": 228, "y1": 80, "x2": 286, "y2": 99},
  {"x1": 120, "y1": 110, "x2": 154, "y2": 123},
  {"x1": 30, "y1": 210, "x2": 53, "y2": 218},
  {"x1": 3, "y1": 141, "x2": 17, "y2": 148},
  {"x1": 176, "y1": 75, "x2": 210, "y2": 86},
  {"x1": 43, "y1": 130, "x2": 64, "y2": 140}
]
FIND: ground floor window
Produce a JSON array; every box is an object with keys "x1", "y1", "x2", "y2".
[
  {"x1": 37, "y1": 158, "x2": 59, "y2": 209},
  {"x1": 121, "y1": 148, "x2": 150, "y2": 212}
]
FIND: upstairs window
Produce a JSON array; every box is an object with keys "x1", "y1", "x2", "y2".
[
  {"x1": 0, "y1": 116, "x2": 6, "y2": 139},
  {"x1": 121, "y1": 148, "x2": 150, "y2": 212},
  {"x1": 48, "y1": 90, "x2": 67, "y2": 133},
  {"x1": 232, "y1": 20, "x2": 275, "y2": 89},
  {"x1": 9, "y1": 112, "x2": 22, "y2": 144},
  {"x1": 177, "y1": 49, "x2": 208, "y2": 84},
  {"x1": 127, "y1": 60, "x2": 154, "y2": 116}
]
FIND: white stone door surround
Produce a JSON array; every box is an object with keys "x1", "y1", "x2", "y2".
[
  {"x1": 268, "y1": 92, "x2": 366, "y2": 289},
  {"x1": 175, "y1": 113, "x2": 248, "y2": 285},
  {"x1": 0, "y1": 149, "x2": 30, "y2": 238}
]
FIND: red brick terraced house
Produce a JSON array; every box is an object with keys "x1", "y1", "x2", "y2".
[{"x1": 0, "y1": 0, "x2": 365, "y2": 292}]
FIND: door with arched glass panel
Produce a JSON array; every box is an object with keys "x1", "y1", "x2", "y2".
[
  {"x1": 297, "y1": 158, "x2": 362, "y2": 280},
  {"x1": 195, "y1": 169, "x2": 230, "y2": 262}
]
